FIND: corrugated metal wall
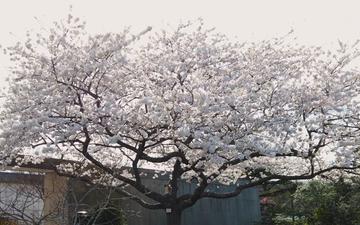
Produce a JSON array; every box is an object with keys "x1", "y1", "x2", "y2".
[
  {"x1": 121, "y1": 177, "x2": 261, "y2": 225},
  {"x1": 0, "y1": 171, "x2": 261, "y2": 225}
]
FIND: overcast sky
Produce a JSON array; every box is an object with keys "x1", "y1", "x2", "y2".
[{"x1": 1, "y1": 0, "x2": 360, "y2": 88}]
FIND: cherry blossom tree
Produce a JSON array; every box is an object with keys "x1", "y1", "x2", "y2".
[{"x1": 1, "y1": 15, "x2": 360, "y2": 225}]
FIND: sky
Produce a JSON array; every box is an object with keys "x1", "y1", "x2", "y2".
[{"x1": 1, "y1": 0, "x2": 360, "y2": 88}]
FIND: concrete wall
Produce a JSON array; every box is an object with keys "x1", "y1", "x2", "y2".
[
  {"x1": 0, "y1": 171, "x2": 68, "y2": 225},
  {"x1": 0, "y1": 182, "x2": 44, "y2": 221},
  {"x1": 43, "y1": 172, "x2": 68, "y2": 225}
]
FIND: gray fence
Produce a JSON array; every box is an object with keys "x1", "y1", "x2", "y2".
[{"x1": 120, "y1": 177, "x2": 261, "y2": 225}]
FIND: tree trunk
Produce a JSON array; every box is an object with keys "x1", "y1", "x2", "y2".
[{"x1": 166, "y1": 209, "x2": 182, "y2": 225}]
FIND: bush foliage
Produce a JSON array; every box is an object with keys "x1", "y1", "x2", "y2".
[{"x1": 259, "y1": 178, "x2": 360, "y2": 225}]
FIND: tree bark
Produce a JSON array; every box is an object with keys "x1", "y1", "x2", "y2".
[{"x1": 166, "y1": 209, "x2": 182, "y2": 225}]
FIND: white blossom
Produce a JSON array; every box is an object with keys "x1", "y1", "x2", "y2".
[{"x1": 0, "y1": 16, "x2": 359, "y2": 188}]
